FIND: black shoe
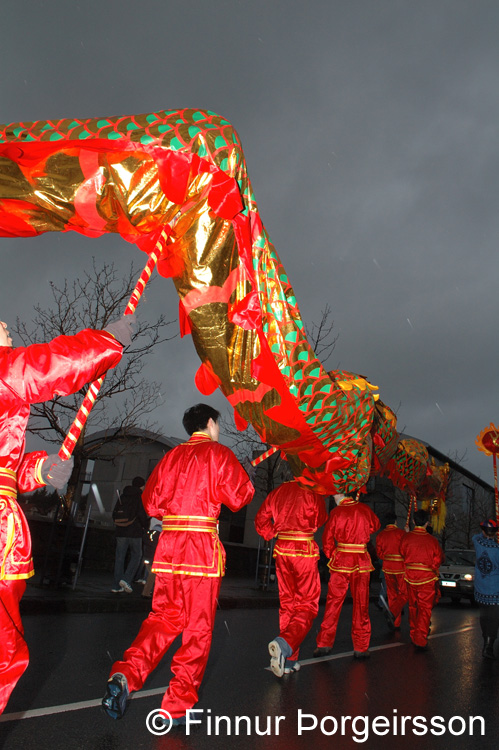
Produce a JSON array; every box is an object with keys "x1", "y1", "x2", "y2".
[
  {"x1": 353, "y1": 650, "x2": 370, "y2": 659},
  {"x1": 414, "y1": 643, "x2": 428, "y2": 652},
  {"x1": 482, "y1": 637, "x2": 496, "y2": 660},
  {"x1": 102, "y1": 673, "x2": 129, "y2": 720},
  {"x1": 153, "y1": 714, "x2": 187, "y2": 731},
  {"x1": 172, "y1": 716, "x2": 187, "y2": 726},
  {"x1": 385, "y1": 613, "x2": 395, "y2": 632},
  {"x1": 313, "y1": 646, "x2": 333, "y2": 658}
]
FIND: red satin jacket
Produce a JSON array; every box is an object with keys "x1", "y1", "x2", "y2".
[
  {"x1": 376, "y1": 525, "x2": 406, "y2": 575},
  {"x1": 143, "y1": 433, "x2": 254, "y2": 577},
  {"x1": 0, "y1": 329, "x2": 123, "y2": 580},
  {"x1": 400, "y1": 527, "x2": 444, "y2": 585},
  {"x1": 254, "y1": 479, "x2": 327, "y2": 559},
  {"x1": 323, "y1": 498, "x2": 380, "y2": 574}
]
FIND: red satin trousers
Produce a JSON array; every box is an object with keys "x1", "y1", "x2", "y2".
[
  {"x1": 0, "y1": 579, "x2": 28, "y2": 714},
  {"x1": 384, "y1": 572, "x2": 408, "y2": 627},
  {"x1": 111, "y1": 574, "x2": 220, "y2": 718},
  {"x1": 275, "y1": 555, "x2": 321, "y2": 661},
  {"x1": 316, "y1": 570, "x2": 371, "y2": 652},
  {"x1": 406, "y1": 581, "x2": 439, "y2": 647}
]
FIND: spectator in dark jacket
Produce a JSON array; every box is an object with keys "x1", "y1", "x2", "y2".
[
  {"x1": 473, "y1": 518, "x2": 499, "y2": 659},
  {"x1": 112, "y1": 476, "x2": 149, "y2": 593}
]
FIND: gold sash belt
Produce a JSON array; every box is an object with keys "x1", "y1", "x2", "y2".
[
  {"x1": 162, "y1": 515, "x2": 218, "y2": 533},
  {"x1": 336, "y1": 542, "x2": 367, "y2": 554},
  {"x1": 277, "y1": 532, "x2": 314, "y2": 542}
]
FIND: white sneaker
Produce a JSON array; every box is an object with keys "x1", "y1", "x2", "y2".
[
  {"x1": 119, "y1": 579, "x2": 133, "y2": 594},
  {"x1": 268, "y1": 640, "x2": 285, "y2": 677},
  {"x1": 284, "y1": 661, "x2": 301, "y2": 674}
]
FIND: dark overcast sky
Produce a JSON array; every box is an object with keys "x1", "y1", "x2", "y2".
[{"x1": 2, "y1": 0, "x2": 498, "y2": 482}]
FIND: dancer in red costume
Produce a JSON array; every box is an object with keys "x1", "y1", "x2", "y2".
[
  {"x1": 400, "y1": 508, "x2": 443, "y2": 650},
  {"x1": 0, "y1": 317, "x2": 129, "y2": 714},
  {"x1": 103, "y1": 403, "x2": 254, "y2": 725},
  {"x1": 314, "y1": 493, "x2": 380, "y2": 659},
  {"x1": 255, "y1": 479, "x2": 327, "y2": 677},
  {"x1": 375, "y1": 512, "x2": 408, "y2": 629}
]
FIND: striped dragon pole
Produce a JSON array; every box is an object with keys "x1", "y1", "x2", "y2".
[
  {"x1": 250, "y1": 446, "x2": 280, "y2": 468},
  {"x1": 406, "y1": 494, "x2": 416, "y2": 528},
  {"x1": 58, "y1": 228, "x2": 169, "y2": 460}
]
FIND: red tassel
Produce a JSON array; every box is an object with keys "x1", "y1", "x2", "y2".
[
  {"x1": 194, "y1": 361, "x2": 221, "y2": 395},
  {"x1": 234, "y1": 409, "x2": 248, "y2": 432}
]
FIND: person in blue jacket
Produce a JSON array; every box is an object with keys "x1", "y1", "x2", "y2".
[{"x1": 472, "y1": 518, "x2": 499, "y2": 659}]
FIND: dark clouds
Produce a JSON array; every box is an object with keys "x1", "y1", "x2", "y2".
[{"x1": 1, "y1": 0, "x2": 498, "y2": 480}]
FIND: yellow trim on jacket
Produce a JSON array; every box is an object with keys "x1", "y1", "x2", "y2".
[
  {"x1": 34, "y1": 457, "x2": 47, "y2": 486},
  {"x1": 153, "y1": 514, "x2": 224, "y2": 577},
  {"x1": 336, "y1": 542, "x2": 367, "y2": 553},
  {"x1": 274, "y1": 531, "x2": 319, "y2": 559},
  {"x1": 0, "y1": 467, "x2": 17, "y2": 499},
  {"x1": 404, "y1": 563, "x2": 438, "y2": 585},
  {"x1": 162, "y1": 515, "x2": 218, "y2": 533}
]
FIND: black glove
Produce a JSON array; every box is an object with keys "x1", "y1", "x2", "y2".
[
  {"x1": 41, "y1": 455, "x2": 74, "y2": 490},
  {"x1": 104, "y1": 314, "x2": 135, "y2": 347}
]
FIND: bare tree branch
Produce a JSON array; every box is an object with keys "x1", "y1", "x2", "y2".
[
  {"x1": 13, "y1": 259, "x2": 176, "y2": 505},
  {"x1": 306, "y1": 304, "x2": 339, "y2": 367}
]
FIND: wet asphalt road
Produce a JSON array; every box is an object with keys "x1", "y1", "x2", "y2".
[{"x1": 1, "y1": 599, "x2": 497, "y2": 750}]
